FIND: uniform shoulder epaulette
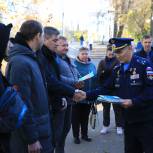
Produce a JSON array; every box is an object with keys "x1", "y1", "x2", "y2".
[{"x1": 136, "y1": 56, "x2": 147, "y2": 65}]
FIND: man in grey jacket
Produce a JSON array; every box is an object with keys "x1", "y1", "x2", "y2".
[
  {"x1": 6, "y1": 20, "x2": 53, "y2": 153},
  {"x1": 55, "y1": 36, "x2": 84, "y2": 152}
]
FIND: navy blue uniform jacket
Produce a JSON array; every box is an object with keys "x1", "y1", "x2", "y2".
[{"x1": 87, "y1": 55, "x2": 153, "y2": 124}]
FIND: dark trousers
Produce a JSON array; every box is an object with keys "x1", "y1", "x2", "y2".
[
  {"x1": 124, "y1": 121, "x2": 153, "y2": 153},
  {"x1": 10, "y1": 130, "x2": 53, "y2": 153},
  {"x1": 0, "y1": 134, "x2": 10, "y2": 153},
  {"x1": 72, "y1": 104, "x2": 91, "y2": 138},
  {"x1": 52, "y1": 105, "x2": 72, "y2": 153},
  {"x1": 102, "y1": 102, "x2": 123, "y2": 127}
]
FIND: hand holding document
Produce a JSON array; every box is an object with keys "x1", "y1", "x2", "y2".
[
  {"x1": 74, "y1": 81, "x2": 84, "y2": 89},
  {"x1": 78, "y1": 71, "x2": 94, "y2": 81}
]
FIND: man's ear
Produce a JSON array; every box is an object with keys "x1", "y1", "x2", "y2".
[
  {"x1": 129, "y1": 45, "x2": 133, "y2": 50},
  {"x1": 35, "y1": 33, "x2": 41, "y2": 40}
]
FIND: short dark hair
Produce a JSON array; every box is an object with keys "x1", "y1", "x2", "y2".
[
  {"x1": 107, "y1": 44, "x2": 112, "y2": 51},
  {"x1": 20, "y1": 20, "x2": 43, "y2": 41},
  {"x1": 44, "y1": 27, "x2": 60, "y2": 38},
  {"x1": 79, "y1": 47, "x2": 89, "y2": 52},
  {"x1": 142, "y1": 35, "x2": 152, "y2": 40}
]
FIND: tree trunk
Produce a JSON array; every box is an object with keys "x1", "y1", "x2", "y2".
[
  {"x1": 117, "y1": 25, "x2": 124, "y2": 37},
  {"x1": 113, "y1": 0, "x2": 132, "y2": 37},
  {"x1": 113, "y1": 13, "x2": 118, "y2": 37},
  {"x1": 150, "y1": 0, "x2": 153, "y2": 37}
]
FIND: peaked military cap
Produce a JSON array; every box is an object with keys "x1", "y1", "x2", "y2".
[{"x1": 109, "y1": 38, "x2": 134, "y2": 52}]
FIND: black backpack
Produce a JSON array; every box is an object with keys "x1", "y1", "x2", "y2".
[{"x1": 0, "y1": 75, "x2": 27, "y2": 132}]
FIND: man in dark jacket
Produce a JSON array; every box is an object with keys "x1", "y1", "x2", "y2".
[
  {"x1": 37, "y1": 27, "x2": 85, "y2": 153},
  {"x1": 6, "y1": 20, "x2": 53, "y2": 153},
  {"x1": 135, "y1": 35, "x2": 153, "y2": 65},
  {"x1": 0, "y1": 23, "x2": 12, "y2": 153},
  {"x1": 97, "y1": 44, "x2": 123, "y2": 135}
]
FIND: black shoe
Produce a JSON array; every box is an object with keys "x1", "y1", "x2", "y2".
[
  {"x1": 82, "y1": 136, "x2": 92, "y2": 142},
  {"x1": 74, "y1": 138, "x2": 80, "y2": 144}
]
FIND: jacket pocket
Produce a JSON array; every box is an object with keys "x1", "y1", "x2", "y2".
[{"x1": 35, "y1": 114, "x2": 51, "y2": 138}]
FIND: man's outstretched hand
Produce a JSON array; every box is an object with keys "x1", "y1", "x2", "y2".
[{"x1": 121, "y1": 99, "x2": 133, "y2": 108}]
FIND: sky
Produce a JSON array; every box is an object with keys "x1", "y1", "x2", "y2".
[
  {"x1": 39, "y1": 0, "x2": 111, "y2": 30},
  {"x1": 37, "y1": 0, "x2": 114, "y2": 41},
  {"x1": 4, "y1": 0, "x2": 112, "y2": 31}
]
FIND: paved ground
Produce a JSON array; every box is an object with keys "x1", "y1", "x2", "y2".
[{"x1": 65, "y1": 105, "x2": 124, "y2": 153}]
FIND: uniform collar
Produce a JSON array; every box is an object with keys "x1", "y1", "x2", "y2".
[{"x1": 120, "y1": 55, "x2": 135, "y2": 72}]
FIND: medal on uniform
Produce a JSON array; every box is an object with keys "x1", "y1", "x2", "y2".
[
  {"x1": 130, "y1": 68, "x2": 133, "y2": 72},
  {"x1": 115, "y1": 70, "x2": 120, "y2": 87},
  {"x1": 117, "y1": 70, "x2": 120, "y2": 77},
  {"x1": 116, "y1": 70, "x2": 120, "y2": 81},
  {"x1": 130, "y1": 68, "x2": 139, "y2": 80}
]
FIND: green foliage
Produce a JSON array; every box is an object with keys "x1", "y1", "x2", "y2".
[
  {"x1": 0, "y1": 0, "x2": 54, "y2": 35},
  {"x1": 112, "y1": 0, "x2": 151, "y2": 39},
  {"x1": 126, "y1": 0, "x2": 151, "y2": 40},
  {"x1": 72, "y1": 31, "x2": 88, "y2": 41}
]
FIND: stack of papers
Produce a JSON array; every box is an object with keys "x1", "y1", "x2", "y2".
[{"x1": 97, "y1": 95, "x2": 122, "y2": 104}]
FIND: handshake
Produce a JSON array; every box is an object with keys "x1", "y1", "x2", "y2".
[{"x1": 72, "y1": 89, "x2": 86, "y2": 102}]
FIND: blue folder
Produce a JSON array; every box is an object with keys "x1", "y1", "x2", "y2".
[{"x1": 97, "y1": 95, "x2": 122, "y2": 104}]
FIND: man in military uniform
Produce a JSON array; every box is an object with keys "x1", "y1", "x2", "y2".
[{"x1": 87, "y1": 38, "x2": 153, "y2": 153}]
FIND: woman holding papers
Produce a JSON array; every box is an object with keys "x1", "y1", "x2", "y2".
[
  {"x1": 97, "y1": 44, "x2": 124, "y2": 135},
  {"x1": 72, "y1": 47, "x2": 96, "y2": 144}
]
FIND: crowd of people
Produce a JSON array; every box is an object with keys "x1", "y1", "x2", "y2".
[{"x1": 0, "y1": 19, "x2": 153, "y2": 153}]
